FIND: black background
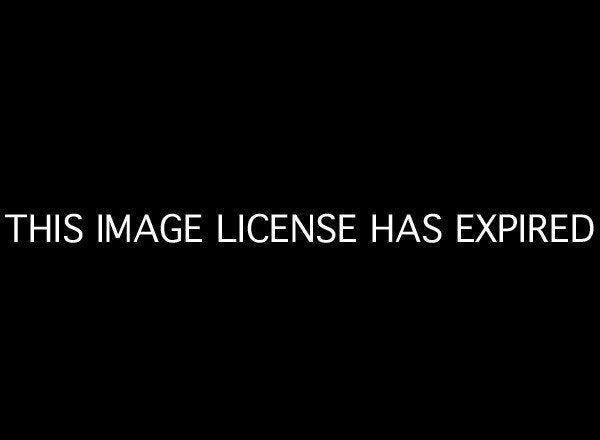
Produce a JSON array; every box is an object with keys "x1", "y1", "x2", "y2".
[{"x1": 1, "y1": 6, "x2": 597, "y2": 434}]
